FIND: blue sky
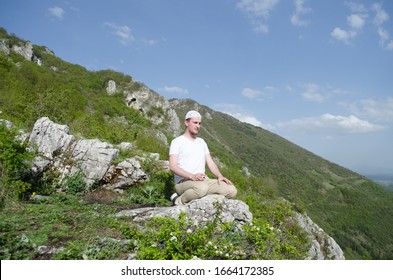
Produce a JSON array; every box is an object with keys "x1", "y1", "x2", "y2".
[{"x1": 1, "y1": 0, "x2": 393, "y2": 176}]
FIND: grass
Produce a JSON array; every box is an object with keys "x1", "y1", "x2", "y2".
[
  {"x1": 0, "y1": 187, "x2": 310, "y2": 260},
  {"x1": 0, "y1": 190, "x2": 132, "y2": 259}
]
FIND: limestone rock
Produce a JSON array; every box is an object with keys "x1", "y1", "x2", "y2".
[
  {"x1": 103, "y1": 158, "x2": 148, "y2": 192},
  {"x1": 115, "y1": 194, "x2": 253, "y2": 225},
  {"x1": 28, "y1": 117, "x2": 147, "y2": 190},
  {"x1": 295, "y1": 212, "x2": 345, "y2": 260},
  {"x1": 12, "y1": 41, "x2": 34, "y2": 61},
  {"x1": 29, "y1": 117, "x2": 75, "y2": 159},
  {"x1": 106, "y1": 80, "x2": 117, "y2": 95},
  {"x1": 124, "y1": 86, "x2": 180, "y2": 135},
  {"x1": 70, "y1": 139, "x2": 119, "y2": 186}
]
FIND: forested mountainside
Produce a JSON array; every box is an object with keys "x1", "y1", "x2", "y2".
[{"x1": 1, "y1": 27, "x2": 393, "y2": 259}]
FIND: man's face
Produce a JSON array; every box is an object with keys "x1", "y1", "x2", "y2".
[{"x1": 185, "y1": 117, "x2": 202, "y2": 135}]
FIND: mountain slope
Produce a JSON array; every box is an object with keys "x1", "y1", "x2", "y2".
[
  {"x1": 170, "y1": 100, "x2": 393, "y2": 260},
  {"x1": 1, "y1": 28, "x2": 393, "y2": 259}
]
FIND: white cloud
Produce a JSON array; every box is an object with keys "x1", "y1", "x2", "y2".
[
  {"x1": 331, "y1": 27, "x2": 353, "y2": 44},
  {"x1": 276, "y1": 113, "x2": 385, "y2": 134},
  {"x1": 241, "y1": 86, "x2": 277, "y2": 100},
  {"x1": 301, "y1": 83, "x2": 326, "y2": 103},
  {"x1": 242, "y1": 88, "x2": 262, "y2": 99},
  {"x1": 349, "y1": 97, "x2": 393, "y2": 123},
  {"x1": 346, "y1": 1, "x2": 367, "y2": 13},
  {"x1": 213, "y1": 103, "x2": 274, "y2": 129},
  {"x1": 373, "y1": 3, "x2": 389, "y2": 26},
  {"x1": 104, "y1": 22, "x2": 134, "y2": 45},
  {"x1": 141, "y1": 38, "x2": 159, "y2": 46},
  {"x1": 237, "y1": 0, "x2": 279, "y2": 18},
  {"x1": 331, "y1": 13, "x2": 366, "y2": 45},
  {"x1": 372, "y1": 4, "x2": 393, "y2": 51},
  {"x1": 300, "y1": 83, "x2": 346, "y2": 103},
  {"x1": 230, "y1": 112, "x2": 263, "y2": 127},
  {"x1": 237, "y1": 0, "x2": 279, "y2": 34},
  {"x1": 48, "y1": 7, "x2": 65, "y2": 20},
  {"x1": 347, "y1": 14, "x2": 366, "y2": 30},
  {"x1": 252, "y1": 21, "x2": 269, "y2": 34},
  {"x1": 159, "y1": 86, "x2": 189, "y2": 95},
  {"x1": 331, "y1": 2, "x2": 369, "y2": 46},
  {"x1": 291, "y1": 0, "x2": 312, "y2": 27}
]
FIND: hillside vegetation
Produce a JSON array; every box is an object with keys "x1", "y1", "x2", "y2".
[{"x1": 1, "y1": 28, "x2": 393, "y2": 259}]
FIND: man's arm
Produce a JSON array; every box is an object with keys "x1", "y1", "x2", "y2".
[
  {"x1": 206, "y1": 153, "x2": 232, "y2": 185},
  {"x1": 169, "y1": 154, "x2": 206, "y2": 181}
]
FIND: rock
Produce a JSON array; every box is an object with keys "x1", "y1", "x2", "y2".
[
  {"x1": 28, "y1": 117, "x2": 147, "y2": 190},
  {"x1": 124, "y1": 86, "x2": 180, "y2": 136},
  {"x1": 115, "y1": 194, "x2": 253, "y2": 225},
  {"x1": 12, "y1": 41, "x2": 34, "y2": 61},
  {"x1": 70, "y1": 139, "x2": 119, "y2": 186},
  {"x1": 103, "y1": 158, "x2": 148, "y2": 192},
  {"x1": 106, "y1": 80, "x2": 117, "y2": 95},
  {"x1": 118, "y1": 142, "x2": 133, "y2": 151},
  {"x1": 29, "y1": 117, "x2": 75, "y2": 159},
  {"x1": 295, "y1": 212, "x2": 345, "y2": 260},
  {"x1": 0, "y1": 39, "x2": 10, "y2": 55}
]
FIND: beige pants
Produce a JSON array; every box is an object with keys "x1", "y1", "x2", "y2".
[{"x1": 175, "y1": 177, "x2": 237, "y2": 205}]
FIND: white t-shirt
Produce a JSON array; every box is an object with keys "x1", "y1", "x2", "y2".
[{"x1": 169, "y1": 135, "x2": 210, "y2": 183}]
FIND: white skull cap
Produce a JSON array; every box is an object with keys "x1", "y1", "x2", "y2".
[{"x1": 185, "y1": 110, "x2": 201, "y2": 120}]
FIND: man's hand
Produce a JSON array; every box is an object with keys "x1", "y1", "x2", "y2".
[
  {"x1": 217, "y1": 175, "x2": 232, "y2": 185},
  {"x1": 191, "y1": 173, "x2": 207, "y2": 181}
]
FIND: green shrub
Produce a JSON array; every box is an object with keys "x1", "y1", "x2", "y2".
[
  {"x1": 0, "y1": 123, "x2": 34, "y2": 207},
  {"x1": 61, "y1": 170, "x2": 88, "y2": 195},
  {"x1": 121, "y1": 210, "x2": 308, "y2": 260}
]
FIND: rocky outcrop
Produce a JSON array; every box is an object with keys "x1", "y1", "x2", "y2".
[
  {"x1": 124, "y1": 85, "x2": 181, "y2": 136},
  {"x1": 116, "y1": 195, "x2": 344, "y2": 260},
  {"x1": 0, "y1": 39, "x2": 44, "y2": 66},
  {"x1": 29, "y1": 117, "x2": 75, "y2": 159},
  {"x1": 106, "y1": 80, "x2": 117, "y2": 95},
  {"x1": 295, "y1": 212, "x2": 345, "y2": 260},
  {"x1": 115, "y1": 194, "x2": 253, "y2": 226},
  {"x1": 102, "y1": 158, "x2": 148, "y2": 191},
  {"x1": 69, "y1": 139, "x2": 120, "y2": 186},
  {"x1": 28, "y1": 117, "x2": 148, "y2": 191}
]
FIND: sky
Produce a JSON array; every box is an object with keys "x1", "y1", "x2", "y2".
[{"x1": 1, "y1": 0, "x2": 393, "y2": 177}]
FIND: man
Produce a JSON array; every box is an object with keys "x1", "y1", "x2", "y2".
[{"x1": 169, "y1": 110, "x2": 237, "y2": 205}]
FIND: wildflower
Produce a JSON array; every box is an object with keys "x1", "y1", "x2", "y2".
[
  {"x1": 186, "y1": 229, "x2": 192, "y2": 234},
  {"x1": 170, "y1": 235, "x2": 177, "y2": 242},
  {"x1": 207, "y1": 241, "x2": 213, "y2": 246}
]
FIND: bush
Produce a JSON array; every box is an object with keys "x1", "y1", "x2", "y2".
[
  {"x1": 0, "y1": 123, "x2": 34, "y2": 207},
  {"x1": 61, "y1": 170, "x2": 88, "y2": 195}
]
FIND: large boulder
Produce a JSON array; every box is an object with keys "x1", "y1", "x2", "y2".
[
  {"x1": 28, "y1": 117, "x2": 148, "y2": 190},
  {"x1": 69, "y1": 139, "x2": 119, "y2": 186},
  {"x1": 115, "y1": 194, "x2": 253, "y2": 225},
  {"x1": 102, "y1": 158, "x2": 148, "y2": 191},
  {"x1": 29, "y1": 117, "x2": 75, "y2": 159}
]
